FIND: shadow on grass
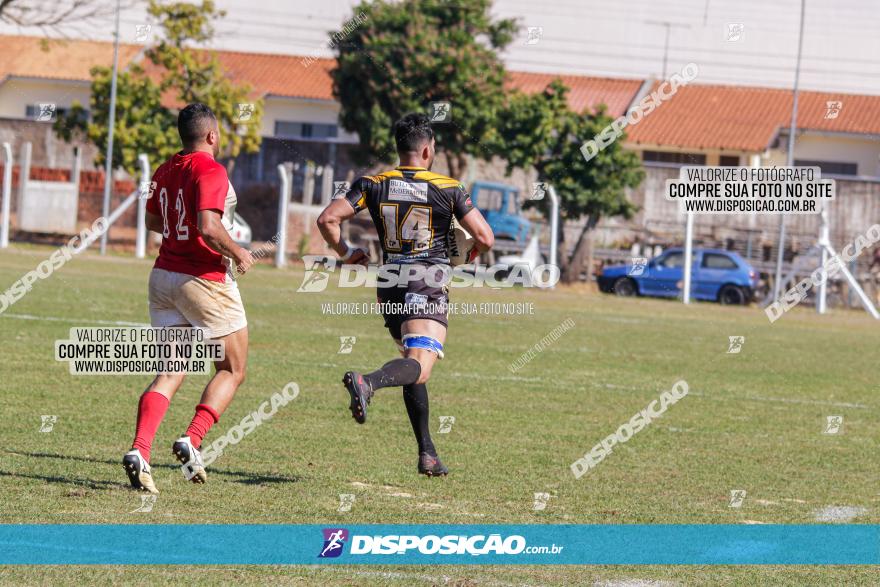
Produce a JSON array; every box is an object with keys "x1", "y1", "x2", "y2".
[
  {"x1": 2, "y1": 450, "x2": 302, "y2": 486},
  {"x1": 0, "y1": 468, "x2": 125, "y2": 490}
]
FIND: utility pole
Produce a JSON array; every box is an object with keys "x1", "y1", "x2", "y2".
[
  {"x1": 772, "y1": 0, "x2": 807, "y2": 301},
  {"x1": 100, "y1": 0, "x2": 122, "y2": 255},
  {"x1": 646, "y1": 20, "x2": 690, "y2": 79}
]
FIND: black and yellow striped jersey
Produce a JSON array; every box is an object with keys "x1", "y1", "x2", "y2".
[{"x1": 341, "y1": 166, "x2": 474, "y2": 264}]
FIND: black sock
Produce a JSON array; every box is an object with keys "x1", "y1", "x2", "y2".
[
  {"x1": 403, "y1": 383, "x2": 436, "y2": 456},
  {"x1": 362, "y1": 358, "x2": 421, "y2": 391}
]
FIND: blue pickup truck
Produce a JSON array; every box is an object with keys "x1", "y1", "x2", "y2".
[
  {"x1": 469, "y1": 181, "x2": 530, "y2": 246},
  {"x1": 597, "y1": 248, "x2": 758, "y2": 305}
]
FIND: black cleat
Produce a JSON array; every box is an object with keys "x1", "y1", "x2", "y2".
[
  {"x1": 172, "y1": 436, "x2": 206, "y2": 484},
  {"x1": 122, "y1": 449, "x2": 159, "y2": 494},
  {"x1": 343, "y1": 371, "x2": 373, "y2": 424},
  {"x1": 418, "y1": 453, "x2": 449, "y2": 477}
]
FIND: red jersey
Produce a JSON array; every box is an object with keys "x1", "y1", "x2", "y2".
[{"x1": 146, "y1": 151, "x2": 237, "y2": 282}]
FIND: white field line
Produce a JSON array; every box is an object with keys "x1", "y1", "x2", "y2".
[
  {"x1": 470, "y1": 373, "x2": 871, "y2": 410},
  {"x1": 4, "y1": 314, "x2": 870, "y2": 409},
  {"x1": 594, "y1": 581, "x2": 679, "y2": 587},
  {"x1": 687, "y1": 389, "x2": 869, "y2": 410},
  {"x1": 319, "y1": 568, "x2": 529, "y2": 587},
  {"x1": 813, "y1": 505, "x2": 868, "y2": 523},
  {"x1": 2, "y1": 313, "x2": 148, "y2": 327}
]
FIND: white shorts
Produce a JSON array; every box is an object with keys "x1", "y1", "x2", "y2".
[{"x1": 148, "y1": 268, "x2": 247, "y2": 339}]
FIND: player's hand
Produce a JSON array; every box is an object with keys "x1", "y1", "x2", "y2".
[
  {"x1": 235, "y1": 249, "x2": 255, "y2": 275},
  {"x1": 343, "y1": 246, "x2": 369, "y2": 267}
]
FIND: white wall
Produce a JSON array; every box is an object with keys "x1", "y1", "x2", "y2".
[
  {"x1": 626, "y1": 145, "x2": 752, "y2": 166},
  {"x1": 0, "y1": 78, "x2": 91, "y2": 119},
  {"x1": 630, "y1": 136, "x2": 880, "y2": 179},
  {"x1": 261, "y1": 96, "x2": 356, "y2": 141},
  {"x1": 764, "y1": 133, "x2": 880, "y2": 177}
]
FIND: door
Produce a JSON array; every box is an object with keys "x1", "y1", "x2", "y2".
[
  {"x1": 694, "y1": 252, "x2": 739, "y2": 300},
  {"x1": 642, "y1": 251, "x2": 684, "y2": 297}
]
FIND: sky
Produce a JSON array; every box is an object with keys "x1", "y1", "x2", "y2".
[{"x1": 2, "y1": 0, "x2": 878, "y2": 95}]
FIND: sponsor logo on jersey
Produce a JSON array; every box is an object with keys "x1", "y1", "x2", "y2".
[
  {"x1": 388, "y1": 179, "x2": 428, "y2": 203},
  {"x1": 404, "y1": 292, "x2": 429, "y2": 306}
]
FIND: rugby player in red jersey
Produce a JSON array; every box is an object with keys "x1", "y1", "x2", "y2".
[{"x1": 123, "y1": 103, "x2": 253, "y2": 493}]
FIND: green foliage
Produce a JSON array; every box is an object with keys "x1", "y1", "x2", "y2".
[
  {"x1": 489, "y1": 79, "x2": 643, "y2": 223},
  {"x1": 55, "y1": 0, "x2": 261, "y2": 177},
  {"x1": 330, "y1": 0, "x2": 517, "y2": 174},
  {"x1": 144, "y1": 1, "x2": 262, "y2": 159},
  {"x1": 55, "y1": 65, "x2": 178, "y2": 176}
]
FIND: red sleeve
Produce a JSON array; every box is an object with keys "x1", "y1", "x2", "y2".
[{"x1": 196, "y1": 164, "x2": 228, "y2": 213}]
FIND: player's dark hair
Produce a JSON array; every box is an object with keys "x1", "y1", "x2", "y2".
[
  {"x1": 394, "y1": 113, "x2": 434, "y2": 153},
  {"x1": 177, "y1": 103, "x2": 216, "y2": 146}
]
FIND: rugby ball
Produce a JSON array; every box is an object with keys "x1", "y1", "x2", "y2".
[{"x1": 447, "y1": 216, "x2": 476, "y2": 266}]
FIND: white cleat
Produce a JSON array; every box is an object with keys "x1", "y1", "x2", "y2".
[
  {"x1": 122, "y1": 449, "x2": 159, "y2": 494},
  {"x1": 172, "y1": 436, "x2": 207, "y2": 484}
]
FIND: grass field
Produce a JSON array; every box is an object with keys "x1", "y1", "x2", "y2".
[{"x1": 0, "y1": 243, "x2": 877, "y2": 586}]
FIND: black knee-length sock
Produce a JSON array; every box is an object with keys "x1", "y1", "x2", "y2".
[
  {"x1": 363, "y1": 358, "x2": 421, "y2": 390},
  {"x1": 403, "y1": 383, "x2": 436, "y2": 456}
]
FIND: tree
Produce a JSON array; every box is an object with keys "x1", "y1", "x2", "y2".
[
  {"x1": 330, "y1": 0, "x2": 517, "y2": 177},
  {"x1": 488, "y1": 80, "x2": 644, "y2": 282},
  {"x1": 55, "y1": 64, "x2": 178, "y2": 177},
  {"x1": 55, "y1": 0, "x2": 262, "y2": 177}
]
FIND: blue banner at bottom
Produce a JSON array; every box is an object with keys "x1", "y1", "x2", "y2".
[{"x1": 0, "y1": 525, "x2": 877, "y2": 565}]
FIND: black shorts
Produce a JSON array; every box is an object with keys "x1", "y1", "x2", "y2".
[{"x1": 377, "y1": 265, "x2": 449, "y2": 340}]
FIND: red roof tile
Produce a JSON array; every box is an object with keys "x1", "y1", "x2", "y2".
[
  {"x1": 0, "y1": 35, "x2": 142, "y2": 82},
  {"x1": 4, "y1": 34, "x2": 880, "y2": 152},
  {"x1": 626, "y1": 83, "x2": 880, "y2": 152},
  {"x1": 0, "y1": 34, "x2": 640, "y2": 114},
  {"x1": 212, "y1": 50, "x2": 336, "y2": 101},
  {"x1": 505, "y1": 71, "x2": 642, "y2": 117}
]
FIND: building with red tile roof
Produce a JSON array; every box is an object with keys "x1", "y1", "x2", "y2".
[{"x1": 2, "y1": 33, "x2": 879, "y2": 179}]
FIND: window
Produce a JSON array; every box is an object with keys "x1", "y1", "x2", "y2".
[
  {"x1": 275, "y1": 121, "x2": 338, "y2": 140},
  {"x1": 505, "y1": 192, "x2": 519, "y2": 214},
  {"x1": 719, "y1": 155, "x2": 740, "y2": 166},
  {"x1": 657, "y1": 252, "x2": 684, "y2": 268},
  {"x1": 794, "y1": 159, "x2": 857, "y2": 176},
  {"x1": 702, "y1": 253, "x2": 738, "y2": 269},
  {"x1": 642, "y1": 151, "x2": 707, "y2": 165},
  {"x1": 478, "y1": 188, "x2": 503, "y2": 212}
]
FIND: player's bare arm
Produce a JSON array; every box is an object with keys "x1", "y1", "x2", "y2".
[
  {"x1": 458, "y1": 208, "x2": 495, "y2": 253},
  {"x1": 198, "y1": 209, "x2": 254, "y2": 274},
  {"x1": 145, "y1": 211, "x2": 164, "y2": 234},
  {"x1": 317, "y1": 198, "x2": 369, "y2": 265}
]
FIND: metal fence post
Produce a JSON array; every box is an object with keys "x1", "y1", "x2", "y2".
[
  {"x1": 135, "y1": 154, "x2": 149, "y2": 259},
  {"x1": 683, "y1": 212, "x2": 694, "y2": 304},
  {"x1": 546, "y1": 185, "x2": 560, "y2": 289},
  {"x1": 276, "y1": 163, "x2": 291, "y2": 268},
  {"x1": 1, "y1": 142, "x2": 12, "y2": 248}
]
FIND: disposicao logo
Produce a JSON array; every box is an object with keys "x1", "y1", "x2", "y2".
[
  {"x1": 317, "y1": 530, "x2": 563, "y2": 558},
  {"x1": 318, "y1": 528, "x2": 349, "y2": 558}
]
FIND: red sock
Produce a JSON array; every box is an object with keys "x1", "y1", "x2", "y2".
[
  {"x1": 131, "y1": 390, "x2": 170, "y2": 463},
  {"x1": 186, "y1": 404, "x2": 220, "y2": 448}
]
